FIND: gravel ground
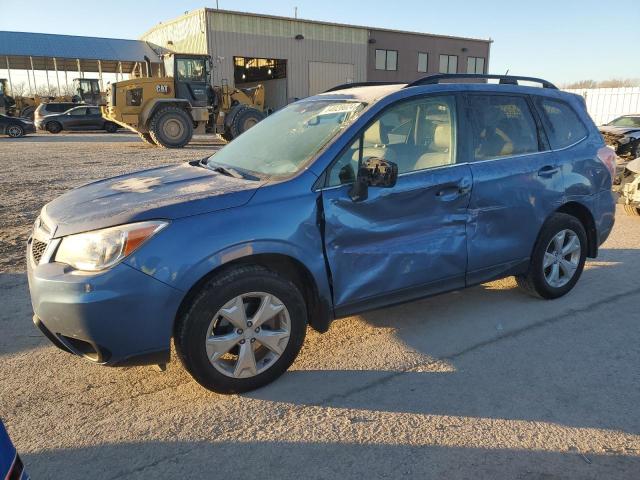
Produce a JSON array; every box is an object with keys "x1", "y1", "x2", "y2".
[{"x1": 1, "y1": 133, "x2": 639, "y2": 479}]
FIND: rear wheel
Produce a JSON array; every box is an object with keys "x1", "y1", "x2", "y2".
[
  {"x1": 624, "y1": 204, "x2": 640, "y2": 216},
  {"x1": 46, "y1": 121, "x2": 62, "y2": 134},
  {"x1": 6, "y1": 125, "x2": 24, "y2": 138},
  {"x1": 148, "y1": 106, "x2": 193, "y2": 148},
  {"x1": 175, "y1": 266, "x2": 307, "y2": 394},
  {"x1": 138, "y1": 132, "x2": 156, "y2": 145},
  {"x1": 229, "y1": 107, "x2": 265, "y2": 139},
  {"x1": 516, "y1": 213, "x2": 587, "y2": 299}
]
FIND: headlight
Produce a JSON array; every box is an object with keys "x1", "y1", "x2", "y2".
[{"x1": 55, "y1": 220, "x2": 168, "y2": 271}]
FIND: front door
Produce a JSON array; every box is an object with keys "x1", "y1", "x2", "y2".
[
  {"x1": 464, "y1": 93, "x2": 564, "y2": 285},
  {"x1": 321, "y1": 95, "x2": 472, "y2": 315},
  {"x1": 64, "y1": 107, "x2": 88, "y2": 130}
]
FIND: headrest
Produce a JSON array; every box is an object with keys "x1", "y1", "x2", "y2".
[
  {"x1": 433, "y1": 124, "x2": 451, "y2": 150},
  {"x1": 364, "y1": 121, "x2": 385, "y2": 145}
]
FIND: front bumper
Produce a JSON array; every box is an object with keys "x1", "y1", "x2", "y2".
[{"x1": 27, "y1": 240, "x2": 184, "y2": 366}]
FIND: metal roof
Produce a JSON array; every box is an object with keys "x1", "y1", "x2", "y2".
[{"x1": 0, "y1": 31, "x2": 163, "y2": 72}]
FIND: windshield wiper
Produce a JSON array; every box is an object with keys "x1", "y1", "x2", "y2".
[{"x1": 203, "y1": 159, "x2": 260, "y2": 181}]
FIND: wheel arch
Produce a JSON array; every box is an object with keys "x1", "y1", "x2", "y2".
[
  {"x1": 555, "y1": 201, "x2": 598, "y2": 257},
  {"x1": 173, "y1": 253, "x2": 331, "y2": 338}
]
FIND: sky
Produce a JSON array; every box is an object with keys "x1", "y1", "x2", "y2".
[{"x1": 1, "y1": 0, "x2": 639, "y2": 87}]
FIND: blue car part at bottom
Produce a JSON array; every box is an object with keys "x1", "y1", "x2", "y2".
[{"x1": 0, "y1": 420, "x2": 29, "y2": 480}]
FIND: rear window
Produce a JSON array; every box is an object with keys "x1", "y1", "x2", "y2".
[
  {"x1": 468, "y1": 95, "x2": 540, "y2": 161},
  {"x1": 535, "y1": 98, "x2": 588, "y2": 149}
]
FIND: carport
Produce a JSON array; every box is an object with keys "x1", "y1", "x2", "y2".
[{"x1": 0, "y1": 31, "x2": 164, "y2": 95}]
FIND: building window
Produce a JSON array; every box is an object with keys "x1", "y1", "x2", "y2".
[
  {"x1": 439, "y1": 54, "x2": 458, "y2": 74},
  {"x1": 417, "y1": 52, "x2": 428, "y2": 73},
  {"x1": 375, "y1": 49, "x2": 398, "y2": 71},
  {"x1": 467, "y1": 56, "x2": 485, "y2": 74}
]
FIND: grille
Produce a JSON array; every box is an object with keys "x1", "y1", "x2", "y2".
[{"x1": 31, "y1": 239, "x2": 48, "y2": 264}]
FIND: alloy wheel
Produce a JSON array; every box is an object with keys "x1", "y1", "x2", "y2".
[
  {"x1": 205, "y1": 292, "x2": 291, "y2": 378},
  {"x1": 543, "y1": 229, "x2": 581, "y2": 288},
  {"x1": 7, "y1": 125, "x2": 23, "y2": 138}
]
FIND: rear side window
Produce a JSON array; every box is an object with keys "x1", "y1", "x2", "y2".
[
  {"x1": 48, "y1": 104, "x2": 74, "y2": 113},
  {"x1": 468, "y1": 95, "x2": 540, "y2": 161},
  {"x1": 535, "y1": 98, "x2": 588, "y2": 149}
]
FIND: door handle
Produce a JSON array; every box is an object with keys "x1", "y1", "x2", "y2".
[
  {"x1": 436, "y1": 183, "x2": 471, "y2": 200},
  {"x1": 537, "y1": 165, "x2": 559, "y2": 177}
]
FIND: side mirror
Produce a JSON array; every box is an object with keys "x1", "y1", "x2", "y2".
[{"x1": 348, "y1": 157, "x2": 398, "y2": 202}]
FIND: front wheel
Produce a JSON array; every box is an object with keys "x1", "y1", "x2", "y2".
[
  {"x1": 175, "y1": 266, "x2": 307, "y2": 394},
  {"x1": 6, "y1": 125, "x2": 24, "y2": 138},
  {"x1": 516, "y1": 213, "x2": 587, "y2": 299},
  {"x1": 148, "y1": 106, "x2": 193, "y2": 148}
]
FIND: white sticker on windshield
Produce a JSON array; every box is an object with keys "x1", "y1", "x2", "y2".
[{"x1": 319, "y1": 103, "x2": 361, "y2": 115}]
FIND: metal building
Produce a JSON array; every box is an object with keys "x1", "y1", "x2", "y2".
[{"x1": 141, "y1": 9, "x2": 492, "y2": 110}]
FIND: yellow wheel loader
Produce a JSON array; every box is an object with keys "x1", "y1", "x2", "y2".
[
  {"x1": 102, "y1": 53, "x2": 265, "y2": 148},
  {"x1": 0, "y1": 78, "x2": 102, "y2": 120}
]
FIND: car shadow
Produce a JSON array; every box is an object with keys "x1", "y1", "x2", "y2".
[{"x1": 21, "y1": 440, "x2": 640, "y2": 480}]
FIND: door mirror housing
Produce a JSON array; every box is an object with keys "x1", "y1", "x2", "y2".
[{"x1": 348, "y1": 157, "x2": 398, "y2": 202}]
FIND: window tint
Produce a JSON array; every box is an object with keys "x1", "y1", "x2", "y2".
[
  {"x1": 88, "y1": 107, "x2": 101, "y2": 115},
  {"x1": 417, "y1": 53, "x2": 428, "y2": 73},
  {"x1": 69, "y1": 108, "x2": 87, "y2": 116},
  {"x1": 536, "y1": 98, "x2": 588, "y2": 149},
  {"x1": 327, "y1": 96, "x2": 456, "y2": 186},
  {"x1": 48, "y1": 104, "x2": 74, "y2": 113},
  {"x1": 468, "y1": 95, "x2": 540, "y2": 161}
]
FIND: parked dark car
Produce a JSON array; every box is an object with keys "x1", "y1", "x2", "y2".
[
  {"x1": 35, "y1": 106, "x2": 119, "y2": 133},
  {"x1": 0, "y1": 420, "x2": 29, "y2": 479},
  {"x1": 599, "y1": 114, "x2": 640, "y2": 159},
  {"x1": 33, "y1": 102, "x2": 77, "y2": 124},
  {"x1": 27, "y1": 74, "x2": 617, "y2": 394},
  {"x1": 0, "y1": 114, "x2": 35, "y2": 137}
]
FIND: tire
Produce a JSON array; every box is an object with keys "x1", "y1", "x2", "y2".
[
  {"x1": 229, "y1": 107, "x2": 265, "y2": 139},
  {"x1": 6, "y1": 125, "x2": 24, "y2": 138},
  {"x1": 104, "y1": 122, "x2": 118, "y2": 133},
  {"x1": 221, "y1": 129, "x2": 234, "y2": 142},
  {"x1": 624, "y1": 204, "x2": 640, "y2": 216},
  {"x1": 148, "y1": 106, "x2": 193, "y2": 148},
  {"x1": 175, "y1": 265, "x2": 307, "y2": 394},
  {"x1": 46, "y1": 121, "x2": 62, "y2": 134},
  {"x1": 20, "y1": 106, "x2": 35, "y2": 121},
  {"x1": 516, "y1": 213, "x2": 587, "y2": 299},
  {"x1": 138, "y1": 132, "x2": 156, "y2": 145}
]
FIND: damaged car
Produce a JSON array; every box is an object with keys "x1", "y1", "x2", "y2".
[
  {"x1": 620, "y1": 158, "x2": 640, "y2": 216},
  {"x1": 599, "y1": 114, "x2": 640, "y2": 160},
  {"x1": 27, "y1": 74, "x2": 616, "y2": 394}
]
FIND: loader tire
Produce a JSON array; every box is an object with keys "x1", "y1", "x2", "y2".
[
  {"x1": 624, "y1": 204, "x2": 640, "y2": 216},
  {"x1": 138, "y1": 132, "x2": 156, "y2": 145},
  {"x1": 229, "y1": 107, "x2": 264, "y2": 139},
  {"x1": 149, "y1": 106, "x2": 193, "y2": 148}
]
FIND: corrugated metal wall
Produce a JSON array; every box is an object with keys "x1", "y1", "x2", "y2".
[
  {"x1": 308, "y1": 62, "x2": 355, "y2": 95},
  {"x1": 564, "y1": 87, "x2": 640, "y2": 125},
  {"x1": 140, "y1": 10, "x2": 208, "y2": 55},
  {"x1": 205, "y1": 10, "x2": 368, "y2": 102}
]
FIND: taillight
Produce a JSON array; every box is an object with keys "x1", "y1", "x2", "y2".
[{"x1": 597, "y1": 146, "x2": 617, "y2": 186}]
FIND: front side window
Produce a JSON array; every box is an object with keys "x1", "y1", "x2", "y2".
[
  {"x1": 467, "y1": 56, "x2": 485, "y2": 74},
  {"x1": 417, "y1": 52, "x2": 428, "y2": 73},
  {"x1": 207, "y1": 100, "x2": 365, "y2": 177},
  {"x1": 468, "y1": 95, "x2": 540, "y2": 161},
  {"x1": 607, "y1": 115, "x2": 640, "y2": 128},
  {"x1": 439, "y1": 54, "x2": 458, "y2": 74},
  {"x1": 375, "y1": 49, "x2": 398, "y2": 71},
  {"x1": 535, "y1": 98, "x2": 588, "y2": 149},
  {"x1": 327, "y1": 96, "x2": 456, "y2": 186},
  {"x1": 176, "y1": 58, "x2": 206, "y2": 82},
  {"x1": 69, "y1": 108, "x2": 87, "y2": 116}
]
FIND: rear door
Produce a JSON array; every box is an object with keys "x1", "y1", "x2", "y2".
[
  {"x1": 465, "y1": 93, "x2": 563, "y2": 284},
  {"x1": 321, "y1": 94, "x2": 473, "y2": 314},
  {"x1": 86, "y1": 107, "x2": 104, "y2": 129}
]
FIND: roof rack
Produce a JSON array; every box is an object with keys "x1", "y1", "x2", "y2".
[
  {"x1": 324, "y1": 81, "x2": 405, "y2": 93},
  {"x1": 404, "y1": 74, "x2": 558, "y2": 90}
]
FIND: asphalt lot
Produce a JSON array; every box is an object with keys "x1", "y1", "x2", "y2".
[{"x1": 1, "y1": 132, "x2": 639, "y2": 479}]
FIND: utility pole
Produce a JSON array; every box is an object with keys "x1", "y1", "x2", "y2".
[{"x1": 294, "y1": 6, "x2": 298, "y2": 19}]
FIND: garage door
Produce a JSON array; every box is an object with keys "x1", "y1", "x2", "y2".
[{"x1": 309, "y1": 62, "x2": 355, "y2": 96}]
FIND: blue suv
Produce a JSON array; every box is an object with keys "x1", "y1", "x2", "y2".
[{"x1": 27, "y1": 74, "x2": 617, "y2": 393}]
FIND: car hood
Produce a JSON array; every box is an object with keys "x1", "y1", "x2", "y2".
[
  {"x1": 599, "y1": 125, "x2": 640, "y2": 136},
  {"x1": 43, "y1": 162, "x2": 266, "y2": 237}
]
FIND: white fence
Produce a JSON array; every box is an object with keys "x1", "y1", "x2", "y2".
[{"x1": 563, "y1": 87, "x2": 640, "y2": 125}]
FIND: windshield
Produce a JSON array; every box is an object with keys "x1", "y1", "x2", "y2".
[
  {"x1": 608, "y1": 116, "x2": 640, "y2": 128},
  {"x1": 207, "y1": 100, "x2": 365, "y2": 176}
]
